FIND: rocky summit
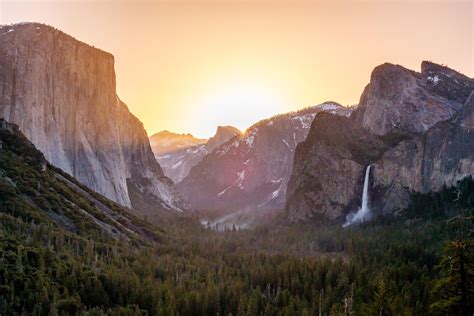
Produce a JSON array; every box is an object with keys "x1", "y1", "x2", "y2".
[
  {"x1": 286, "y1": 61, "x2": 474, "y2": 222},
  {"x1": 178, "y1": 103, "x2": 352, "y2": 212},
  {"x1": 0, "y1": 23, "x2": 184, "y2": 214},
  {"x1": 149, "y1": 130, "x2": 207, "y2": 156},
  {"x1": 154, "y1": 126, "x2": 240, "y2": 184}
]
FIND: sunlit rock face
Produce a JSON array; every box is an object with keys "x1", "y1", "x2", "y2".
[
  {"x1": 286, "y1": 62, "x2": 474, "y2": 222},
  {"x1": 178, "y1": 103, "x2": 352, "y2": 212},
  {"x1": 154, "y1": 126, "x2": 240, "y2": 184},
  {"x1": 0, "y1": 23, "x2": 184, "y2": 213},
  {"x1": 206, "y1": 126, "x2": 241, "y2": 153},
  {"x1": 355, "y1": 62, "x2": 464, "y2": 136}
]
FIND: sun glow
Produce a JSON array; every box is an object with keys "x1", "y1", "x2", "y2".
[
  {"x1": 188, "y1": 80, "x2": 288, "y2": 136},
  {"x1": 3, "y1": 1, "x2": 471, "y2": 138}
]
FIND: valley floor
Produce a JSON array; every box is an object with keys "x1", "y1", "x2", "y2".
[
  {"x1": 0, "y1": 130, "x2": 472, "y2": 315},
  {"x1": 1, "y1": 203, "x2": 472, "y2": 315}
]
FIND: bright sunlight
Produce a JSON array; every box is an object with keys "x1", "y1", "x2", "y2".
[{"x1": 189, "y1": 80, "x2": 287, "y2": 136}]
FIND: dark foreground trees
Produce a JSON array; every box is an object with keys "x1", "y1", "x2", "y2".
[
  {"x1": 1, "y1": 208, "x2": 472, "y2": 315},
  {"x1": 0, "y1": 134, "x2": 473, "y2": 315},
  {"x1": 430, "y1": 215, "x2": 473, "y2": 316}
]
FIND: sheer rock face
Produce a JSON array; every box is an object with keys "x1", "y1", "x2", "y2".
[
  {"x1": 373, "y1": 92, "x2": 474, "y2": 213},
  {"x1": 155, "y1": 126, "x2": 240, "y2": 184},
  {"x1": 178, "y1": 103, "x2": 352, "y2": 212},
  {"x1": 286, "y1": 62, "x2": 474, "y2": 222},
  {"x1": 355, "y1": 62, "x2": 468, "y2": 136},
  {"x1": 206, "y1": 126, "x2": 241, "y2": 153},
  {"x1": 0, "y1": 23, "x2": 183, "y2": 212}
]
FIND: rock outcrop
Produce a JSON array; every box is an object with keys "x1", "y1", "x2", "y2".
[
  {"x1": 0, "y1": 23, "x2": 184, "y2": 213},
  {"x1": 178, "y1": 103, "x2": 352, "y2": 211},
  {"x1": 206, "y1": 126, "x2": 241, "y2": 153},
  {"x1": 355, "y1": 63, "x2": 463, "y2": 136},
  {"x1": 286, "y1": 61, "x2": 474, "y2": 222},
  {"x1": 373, "y1": 91, "x2": 474, "y2": 213},
  {"x1": 155, "y1": 126, "x2": 240, "y2": 183}
]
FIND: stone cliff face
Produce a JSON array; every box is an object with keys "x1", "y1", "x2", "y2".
[
  {"x1": 286, "y1": 62, "x2": 474, "y2": 222},
  {"x1": 355, "y1": 63, "x2": 464, "y2": 136},
  {"x1": 0, "y1": 23, "x2": 183, "y2": 213},
  {"x1": 0, "y1": 118, "x2": 161, "y2": 242},
  {"x1": 206, "y1": 126, "x2": 241, "y2": 153},
  {"x1": 373, "y1": 91, "x2": 474, "y2": 213},
  {"x1": 178, "y1": 103, "x2": 352, "y2": 211},
  {"x1": 155, "y1": 126, "x2": 241, "y2": 183}
]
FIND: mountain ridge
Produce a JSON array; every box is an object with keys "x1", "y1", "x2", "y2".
[
  {"x1": 149, "y1": 130, "x2": 207, "y2": 156},
  {"x1": 178, "y1": 102, "x2": 352, "y2": 213},
  {"x1": 154, "y1": 125, "x2": 241, "y2": 183}
]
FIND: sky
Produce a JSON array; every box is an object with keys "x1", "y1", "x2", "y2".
[{"x1": 1, "y1": 0, "x2": 472, "y2": 138}]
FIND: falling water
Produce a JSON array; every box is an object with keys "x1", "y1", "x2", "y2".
[{"x1": 343, "y1": 165, "x2": 372, "y2": 227}]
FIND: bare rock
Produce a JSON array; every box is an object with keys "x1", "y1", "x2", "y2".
[
  {"x1": 178, "y1": 103, "x2": 352, "y2": 212},
  {"x1": 154, "y1": 126, "x2": 240, "y2": 183},
  {"x1": 286, "y1": 62, "x2": 474, "y2": 222},
  {"x1": 0, "y1": 23, "x2": 184, "y2": 213}
]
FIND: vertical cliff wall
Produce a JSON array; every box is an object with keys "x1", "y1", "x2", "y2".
[
  {"x1": 0, "y1": 23, "x2": 183, "y2": 212},
  {"x1": 286, "y1": 62, "x2": 474, "y2": 222}
]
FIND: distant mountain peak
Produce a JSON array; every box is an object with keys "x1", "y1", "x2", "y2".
[
  {"x1": 207, "y1": 126, "x2": 241, "y2": 153},
  {"x1": 149, "y1": 130, "x2": 207, "y2": 156},
  {"x1": 216, "y1": 125, "x2": 240, "y2": 132},
  {"x1": 177, "y1": 102, "x2": 351, "y2": 212},
  {"x1": 151, "y1": 130, "x2": 204, "y2": 139},
  {"x1": 153, "y1": 125, "x2": 240, "y2": 183}
]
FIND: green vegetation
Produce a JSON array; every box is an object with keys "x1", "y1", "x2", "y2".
[
  {"x1": 0, "y1": 126, "x2": 472, "y2": 315},
  {"x1": 430, "y1": 235, "x2": 473, "y2": 315}
]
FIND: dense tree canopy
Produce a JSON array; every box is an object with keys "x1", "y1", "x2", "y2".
[{"x1": 0, "y1": 129, "x2": 473, "y2": 315}]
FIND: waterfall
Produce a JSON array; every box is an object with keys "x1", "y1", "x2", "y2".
[
  {"x1": 343, "y1": 165, "x2": 372, "y2": 227},
  {"x1": 360, "y1": 165, "x2": 371, "y2": 218}
]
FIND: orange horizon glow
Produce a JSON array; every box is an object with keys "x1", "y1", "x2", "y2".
[{"x1": 1, "y1": 0, "x2": 472, "y2": 138}]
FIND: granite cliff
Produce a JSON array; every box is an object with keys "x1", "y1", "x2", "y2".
[
  {"x1": 286, "y1": 61, "x2": 474, "y2": 222},
  {"x1": 0, "y1": 23, "x2": 183, "y2": 214}
]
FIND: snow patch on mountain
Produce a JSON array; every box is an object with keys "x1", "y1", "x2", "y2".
[
  {"x1": 243, "y1": 128, "x2": 258, "y2": 147},
  {"x1": 217, "y1": 170, "x2": 246, "y2": 197},
  {"x1": 282, "y1": 138, "x2": 291, "y2": 149},
  {"x1": 154, "y1": 127, "x2": 240, "y2": 183},
  {"x1": 427, "y1": 75, "x2": 440, "y2": 85},
  {"x1": 179, "y1": 102, "x2": 353, "y2": 212},
  {"x1": 291, "y1": 114, "x2": 315, "y2": 129},
  {"x1": 171, "y1": 160, "x2": 183, "y2": 169}
]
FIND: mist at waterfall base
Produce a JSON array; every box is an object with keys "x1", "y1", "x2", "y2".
[{"x1": 343, "y1": 165, "x2": 373, "y2": 228}]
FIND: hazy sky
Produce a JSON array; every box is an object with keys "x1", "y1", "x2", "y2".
[{"x1": 1, "y1": 0, "x2": 472, "y2": 138}]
